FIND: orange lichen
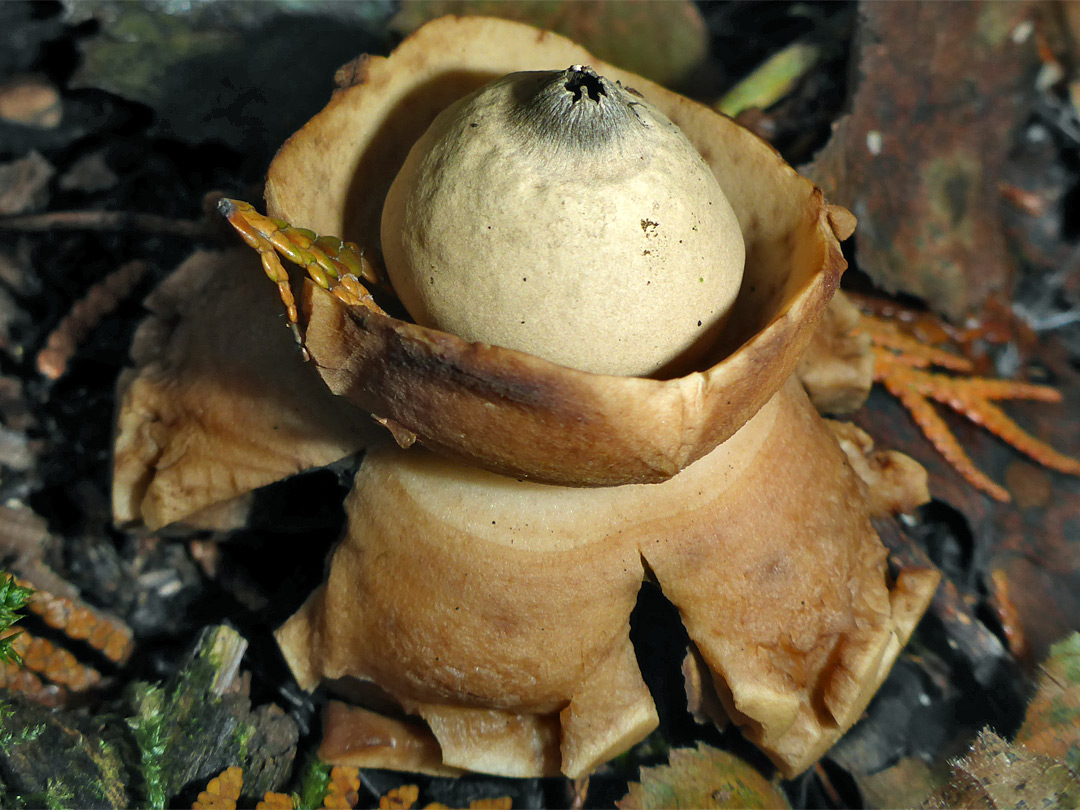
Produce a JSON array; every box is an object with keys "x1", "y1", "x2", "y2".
[
  {"x1": 378, "y1": 785, "x2": 419, "y2": 810},
  {"x1": 323, "y1": 766, "x2": 360, "y2": 810},
  {"x1": 35, "y1": 260, "x2": 148, "y2": 381},
  {"x1": 0, "y1": 660, "x2": 66, "y2": 705},
  {"x1": 20, "y1": 577, "x2": 134, "y2": 664},
  {"x1": 219, "y1": 199, "x2": 383, "y2": 352},
  {"x1": 256, "y1": 792, "x2": 295, "y2": 810},
  {"x1": 192, "y1": 766, "x2": 243, "y2": 810},
  {"x1": 870, "y1": 346, "x2": 1080, "y2": 502},
  {"x1": 11, "y1": 632, "x2": 102, "y2": 691}
]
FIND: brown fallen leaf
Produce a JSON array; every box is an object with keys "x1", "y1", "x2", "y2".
[
  {"x1": 805, "y1": 1, "x2": 1039, "y2": 320},
  {"x1": 618, "y1": 742, "x2": 790, "y2": 810}
]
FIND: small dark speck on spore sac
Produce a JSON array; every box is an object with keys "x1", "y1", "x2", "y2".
[
  {"x1": 470, "y1": 122, "x2": 479, "y2": 127},
  {"x1": 697, "y1": 320, "x2": 702, "y2": 326}
]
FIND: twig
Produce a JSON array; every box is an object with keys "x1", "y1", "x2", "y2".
[
  {"x1": 36, "y1": 260, "x2": 149, "y2": 380},
  {"x1": 0, "y1": 210, "x2": 213, "y2": 239}
]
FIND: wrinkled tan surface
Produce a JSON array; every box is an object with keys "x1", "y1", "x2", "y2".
[
  {"x1": 277, "y1": 380, "x2": 939, "y2": 778},
  {"x1": 112, "y1": 249, "x2": 376, "y2": 530},
  {"x1": 797, "y1": 291, "x2": 874, "y2": 415},
  {"x1": 826, "y1": 420, "x2": 930, "y2": 517},
  {"x1": 267, "y1": 16, "x2": 848, "y2": 486}
]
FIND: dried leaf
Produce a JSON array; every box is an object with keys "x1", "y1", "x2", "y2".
[
  {"x1": 0, "y1": 151, "x2": 54, "y2": 216},
  {"x1": 390, "y1": 1, "x2": 707, "y2": 88},
  {"x1": 618, "y1": 743, "x2": 790, "y2": 810},
  {"x1": 922, "y1": 729, "x2": 1080, "y2": 809},
  {"x1": 717, "y1": 40, "x2": 821, "y2": 117},
  {"x1": 806, "y1": 2, "x2": 1039, "y2": 319},
  {"x1": 1016, "y1": 632, "x2": 1080, "y2": 772}
]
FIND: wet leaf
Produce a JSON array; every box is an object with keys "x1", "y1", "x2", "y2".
[
  {"x1": 1016, "y1": 632, "x2": 1080, "y2": 773},
  {"x1": 856, "y1": 336, "x2": 1080, "y2": 667},
  {"x1": 618, "y1": 743, "x2": 789, "y2": 810},
  {"x1": 391, "y1": 1, "x2": 707, "y2": 88},
  {"x1": 922, "y1": 729, "x2": 1080, "y2": 809},
  {"x1": 806, "y1": 2, "x2": 1039, "y2": 319}
]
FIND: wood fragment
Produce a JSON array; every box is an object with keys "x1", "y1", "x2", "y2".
[
  {"x1": 124, "y1": 625, "x2": 298, "y2": 804},
  {"x1": 0, "y1": 690, "x2": 130, "y2": 808},
  {"x1": 36, "y1": 260, "x2": 149, "y2": 380}
]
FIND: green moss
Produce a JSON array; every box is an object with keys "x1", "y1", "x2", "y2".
[
  {"x1": 43, "y1": 777, "x2": 75, "y2": 810},
  {"x1": 294, "y1": 754, "x2": 331, "y2": 810},
  {"x1": 0, "y1": 571, "x2": 32, "y2": 666},
  {"x1": 126, "y1": 683, "x2": 169, "y2": 809}
]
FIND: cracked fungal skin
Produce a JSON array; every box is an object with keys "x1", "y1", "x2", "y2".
[{"x1": 381, "y1": 66, "x2": 745, "y2": 377}]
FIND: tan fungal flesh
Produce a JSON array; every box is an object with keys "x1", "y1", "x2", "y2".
[
  {"x1": 277, "y1": 380, "x2": 938, "y2": 778},
  {"x1": 381, "y1": 68, "x2": 745, "y2": 377}
]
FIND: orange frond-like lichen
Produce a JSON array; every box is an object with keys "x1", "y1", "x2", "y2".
[
  {"x1": 20, "y1": 577, "x2": 134, "y2": 664},
  {"x1": 379, "y1": 785, "x2": 419, "y2": 810},
  {"x1": 0, "y1": 660, "x2": 67, "y2": 706},
  {"x1": 193, "y1": 766, "x2": 244, "y2": 810},
  {"x1": 36, "y1": 260, "x2": 149, "y2": 381},
  {"x1": 865, "y1": 332, "x2": 1080, "y2": 502},
  {"x1": 219, "y1": 199, "x2": 383, "y2": 354},
  {"x1": 256, "y1": 792, "x2": 295, "y2": 810},
  {"x1": 11, "y1": 632, "x2": 103, "y2": 691},
  {"x1": 323, "y1": 766, "x2": 361, "y2": 810}
]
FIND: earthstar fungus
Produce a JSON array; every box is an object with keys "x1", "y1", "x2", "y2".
[
  {"x1": 266, "y1": 17, "x2": 939, "y2": 779},
  {"x1": 113, "y1": 15, "x2": 940, "y2": 782}
]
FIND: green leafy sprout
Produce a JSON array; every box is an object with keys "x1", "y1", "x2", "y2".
[{"x1": 0, "y1": 571, "x2": 33, "y2": 667}]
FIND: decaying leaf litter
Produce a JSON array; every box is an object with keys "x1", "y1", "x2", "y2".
[{"x1": 0, "y1": 1, "x2": 1079, "y2": 807}]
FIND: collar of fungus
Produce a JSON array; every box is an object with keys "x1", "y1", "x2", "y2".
[{"x1": 265, "y1": 16, "x2": 852, "y2": 486}]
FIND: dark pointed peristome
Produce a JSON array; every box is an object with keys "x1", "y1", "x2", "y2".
[{"x1": 507, "y1": 65, "x2": 646, "y2": 152}]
